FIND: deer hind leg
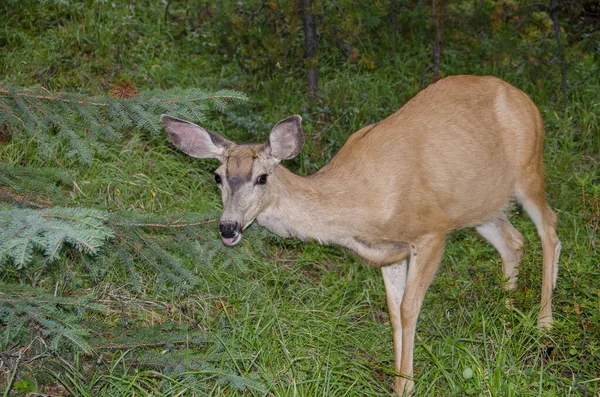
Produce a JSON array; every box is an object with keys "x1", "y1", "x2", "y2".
[
  {"x1": 476, "y1": 214, "x2": 524, "y2": 300},
  {"x1": 386, "y1": 234, "x2": 445, "y2": 396},
  {"x1": 517, "y1": 178, "x2": 561, "y2": 329}
]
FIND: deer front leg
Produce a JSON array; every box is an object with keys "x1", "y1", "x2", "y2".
[
  {"x1": 389, "y1": 234, "x2": 445, "y2": 396},
  {"x1": 382, "y1": 260, "x2": 409, "y2": 395}
]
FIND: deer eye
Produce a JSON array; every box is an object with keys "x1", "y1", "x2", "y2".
[
  {"x1": 256, "y1": 174, "x2": 268, "y2": 185},
  {"x1": 214, "y1": 174, "x2": 222, "y2": 184}
]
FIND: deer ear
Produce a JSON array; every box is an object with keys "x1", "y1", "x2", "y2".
[
  {"x1": 266, "y1": 115, "x2": 304, "y2": 161},
  {"x1": 161, "y1": 115, "x2": 233, "y2": 161}
]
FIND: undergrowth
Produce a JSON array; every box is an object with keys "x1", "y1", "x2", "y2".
[{"x1": 1, "y1": 0, "x2": 599, "y2": 396}]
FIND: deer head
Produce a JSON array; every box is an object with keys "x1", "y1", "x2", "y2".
[{"x1": 161, "y1": 114, "x2": 304, "y2": 246}]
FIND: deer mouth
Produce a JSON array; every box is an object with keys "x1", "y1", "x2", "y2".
[{"x1": 222, "y1": 232, "x2": 242, "y2": 246}]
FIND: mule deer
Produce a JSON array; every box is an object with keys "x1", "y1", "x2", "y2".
[{"x1": 161, "y1": 75, "x2": 561, "y2": 396}]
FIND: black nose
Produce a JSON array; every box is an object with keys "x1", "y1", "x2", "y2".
[{"x1": 219, "y1": 222, "x2": 239, "y2": 238}]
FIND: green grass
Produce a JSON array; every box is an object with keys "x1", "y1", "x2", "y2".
[{"x1": 1, "y1": 1, "x2": 599, "y2": 396}]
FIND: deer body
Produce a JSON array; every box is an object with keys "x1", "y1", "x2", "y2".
[{"x1": 161, "y1": 75, "x2": 561, "y2": 396}]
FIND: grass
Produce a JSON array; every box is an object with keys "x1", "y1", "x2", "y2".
[{"x1": 1, "y1": 1, "x2": 599, "y2": 396}]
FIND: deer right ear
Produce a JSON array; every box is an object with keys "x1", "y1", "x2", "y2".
[{"x1": 161, "y1": 115, "x2": 233, "y2": 161}]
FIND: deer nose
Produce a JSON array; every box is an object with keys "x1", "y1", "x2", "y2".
[{"x1": 219, "y1": 222, "x2": 239, "y2": 239}]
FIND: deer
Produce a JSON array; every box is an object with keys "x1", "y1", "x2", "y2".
[{"x1": 160, "y1": 75, "x2": 561, "y2": 396}]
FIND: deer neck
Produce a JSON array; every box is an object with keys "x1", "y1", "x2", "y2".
[
  {"x1": 256, "y1": 166, "x2": 344, "y2": 244},
  {"x1": 255, "y1": 166, "x2": 411, "y2": 266}
]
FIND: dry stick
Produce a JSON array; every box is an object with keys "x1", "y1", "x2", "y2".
[
  {"x1": 0, "y1": 87, "x2": 246, "y2": 107},
  {"x1": 0, "y1": 296, "x2": 101, "y2": 311},
  {"x1": 2, "y1": 349, "x2": 22, "y2": 397},
  {"x1": 31, "y1": 260, "x2": 50, "y2": 287},
  {"x1": 0, "y1": 187, "x2": 47, "y2": 209},
  {"x1": 92, "y1": 337, "x2": 213, "y2": 350},
  {"x1": 0, "y1": 87, "x2": 108, "y2": 107},
  {"x1": 111, "y1": 217, "x2": 218, "y2": 228}
]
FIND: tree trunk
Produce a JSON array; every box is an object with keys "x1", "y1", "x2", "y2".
[
  {"x1": 551, "y1": 0, "x2": 568, "y2": 99},
  {"x1": 301, "y1": 0, "x2": 318, "y2": 98},
  {"x1": 432, "y1": 0, "x2": 445, "y2": 82},
  {"x1": 390, "y1": 0, "x2": 399, "y2": 50}
]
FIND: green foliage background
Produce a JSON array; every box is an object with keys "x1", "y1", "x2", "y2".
[{"x1": 1, "y1": 0, "x2": 599, "y2": 396}]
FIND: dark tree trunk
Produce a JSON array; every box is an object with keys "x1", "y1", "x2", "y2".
[
  {"x1": 551, "y1": 0, "x2": 569, "y2": 99},
  {"x1": 432, "y1": 0, "x2": 445, "y2": 81},
  {"x1": 390, "y1": 0, "x2": 399, "y2": 50},
  {"x1": 301, "y1": 0, "x2": 318, "y2": 98}
]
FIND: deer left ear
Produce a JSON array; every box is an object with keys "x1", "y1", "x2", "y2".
[{"x1": 266, "y1": 115, "x2": 304, "y2": 161}]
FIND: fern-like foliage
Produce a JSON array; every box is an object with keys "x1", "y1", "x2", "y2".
[
  {"x1": 0, "y1": 209, "x2": 270, "y2": 392},
  {"x1": 89, "y1": 322, "x2": 268, "y2": 394},
  {"x1": 0, "y1": 207, "x2": 113, "y2": 270},
  {"x1": 6, "y1": 0, "x2": 71, "y2": 4},
  {"x1": 0, "y1": 285, "x2": 269, "y2": 393},
  {"x1": 88, "y1": 211, "x2": 232, "y2": 295},
  {"x1": 100, "y1": 219, "x2": 204, "y2": 295},
  {"x1": 0, "y1": 86, "x2": 248, "y2": 163},
  {"x1": 0, "y1": 282, "x2": 103, "y2": 353},
  {"x1": 0, "y1": 163, "x2": 72, "y2": 207},
  {"x1": 0, "y1": 204, "x2": 252, "y2": 295}
]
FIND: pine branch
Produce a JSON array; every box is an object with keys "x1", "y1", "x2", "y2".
[
  {"x1": 0, "y1": 86, "x2": 248, "y2": 164},
  {"x1": 0, "y1": 283, "x2": 103, "y2": 354},
  {"x1": 0, "y1": 87, "x2": 248, "y2": 109},
  {"x1": 0, "y1": 204, "x2": 224, "y2": 293},
  {"x1": 0, "y1": 206, "x2": 269, "y2": 392},
  {"x1": 0, "y1": 164, "x2": 72, "y2": 206},
  {"x1": 0, "y1": 207, "x2": 113, "y2": 269}
]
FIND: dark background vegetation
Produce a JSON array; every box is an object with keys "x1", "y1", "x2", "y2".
[{"x1": 1, "y1": 0, "x2": 599, "y2": 395}]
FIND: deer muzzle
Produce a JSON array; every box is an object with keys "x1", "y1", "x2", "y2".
[{"x1": 219, "y1": 221, "x2": 242, "y2": 246}]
